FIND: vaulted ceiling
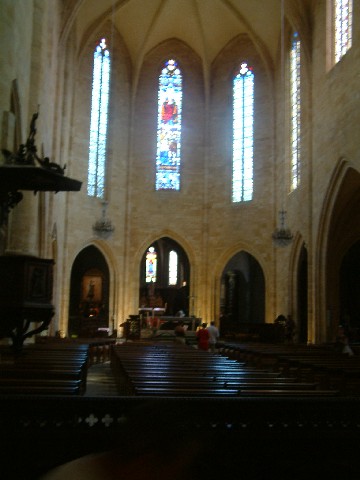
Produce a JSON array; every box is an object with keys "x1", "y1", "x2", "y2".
[{"x1": 62, "y1": 0, "x2": 313, "y2": 71}]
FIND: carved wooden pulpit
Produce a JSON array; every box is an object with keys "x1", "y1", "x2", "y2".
[
  {"x1": 0, "y1": 113, "x2": 82, "y2": 350},
  {"x1": 0, "y1": 255, "x2": 54, "y2": 350}
]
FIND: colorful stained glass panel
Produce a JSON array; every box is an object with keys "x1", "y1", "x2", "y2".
[
  {"x1": 88, "y1": 38, "x2": 110, "y2": 198},
  {"x1": 232, "y1": 63, "x2": 254, "y2": 202},
  {"x1": 290, "y1": 32, "x2": 301, "y2": 190},
  {"x1": 156, "y1": 59, "x2": 182, "y2": 191}
]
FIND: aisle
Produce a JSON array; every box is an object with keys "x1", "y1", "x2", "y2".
[{"x1": 84, "y1": 361, "x2": 119, "y2": 396}]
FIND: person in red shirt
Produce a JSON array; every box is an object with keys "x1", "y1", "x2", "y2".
[{"x1": 196, "y1": 323, "x2": 210, "y2": 351}]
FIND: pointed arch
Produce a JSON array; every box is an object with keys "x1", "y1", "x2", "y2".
[
  {"x1": 213, "y1": 242, "x2": 270, "y2": 329},
  {"x1": 139, "y1": 236, "x2": 191, "y2": 316},
  {"x1": 316, "y1": 158, "x2": 360, "y2": 342},
  {"x1": 68, "y1": 244, "x2": 112, "y2": 337},
  {"x1": 289, "y1": 232, "x2": 308, "y2": 343},
  {"x1": 217, "y1": 249, "x2": 265, "y2": 337}
]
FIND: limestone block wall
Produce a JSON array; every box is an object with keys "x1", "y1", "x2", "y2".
[
  {"x1": 61, "y1": 26, "x2": 282, "y2": 329},
  {"x1": 308, "y1": 0, "x2": 360, "y2": 340},
  {"x1": 209, "y1": 34, "x2": 276, "y2": 322},
  {"x1": 1, "y1": 0, "x2": 64, "y2": 258},
  {"x1": 2, "y1": 0, "x2": 360, "y2": 341}
]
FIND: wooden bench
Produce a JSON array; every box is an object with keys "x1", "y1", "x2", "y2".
[
  {"x1": 0, "y1": 384, "x2": 81, "y2": 395},
  {"x1": 109, "y1": 342, "x2": 341, "y2": 398},
  {"x1": 217, "y1": 342, "x2": 360, "y2": 394},
  {"x1": 131, "y1": 377, "x2": 308, "y2": 387},
  {"x1": 0, "y1": 378, "x2": 82, "y2": 395},
  {"x1": 134, "y1": 386, "x2": 240, "y2": 396},
  {"x1": 127, "y1": 372, "x2": 283, "y2": 380},
  {"x1": 133, "y1": 383, "x2": 331, "y2": 397},
  {"x1": 0, "y1": 343, "x2": 90, "y2": 395}
]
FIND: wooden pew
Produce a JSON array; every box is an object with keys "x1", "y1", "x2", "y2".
[
  {"x1": 0, "y1": 343, "x2": 89, "y2": 395},
  {"x1": 0, "y1": 384, "x2": 81, "y2": 395},
  {"x1": 133, "y1": 384, "x2": 334, "y2": 397},
  {"x1": 111, "y1": 342, "x2": 338, "y2": 398},
  {"x1": 218, "y1": 342, "x2": 360, "y2": 394},
  {"x1": 0, "y1": 378, "x2": 82, "y2": 395}
]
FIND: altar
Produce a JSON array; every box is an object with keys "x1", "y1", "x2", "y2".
[
  {"x1": 138, "y1": 308, "x2": 200, "y2": 331},
  {"x1": 157, "y1": 316, "x2": 200, "y2": 331}
]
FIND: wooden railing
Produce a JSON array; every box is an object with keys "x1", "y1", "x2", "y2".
[
  {"x1": 1, "y1": 395, "x2": 360, "y2": 479},
  {"x1": 2, "y1": 340, "x2": 360, "y2": 478}
]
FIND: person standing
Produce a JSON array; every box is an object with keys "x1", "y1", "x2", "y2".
[
  {"x1": 174, "y1": 321, "x2": 186, "y2": 344},
  {"x1": 284, "y1": 316, "x2": 296, "y2": 344},
  {"x1": 196, "y1": 323, "x2": 210, "y2": 351},
  {"x1": 207, "y1": 321, "x2": 220, "y2": 353}
]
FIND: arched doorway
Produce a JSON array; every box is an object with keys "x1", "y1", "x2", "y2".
[
  {"x1": 139, "y1": 237, "x2": 190, "y2": 317},
  {"x1": 326, "y1": 166, "x2": 360, "y2": 342},
  {"x1": 220, "y1": 251, "x2": 265, "y2": 337},
  {"x1": 68, "y1": 245, "x2": 110, "y2": 338}
]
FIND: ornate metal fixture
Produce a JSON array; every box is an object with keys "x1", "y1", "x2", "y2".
[
  {"x1": 93, "y1": 201, "x2": 114, "y2": 236},
  {"x1": 0, "y1": 112, "x2": 81, "y2": 226},
  {"x1": 2, "y1": 112, "x2": 66, "y2": 174},
  {"x1": 272, "y1": 210, "x2": 293, "y2": 247}
]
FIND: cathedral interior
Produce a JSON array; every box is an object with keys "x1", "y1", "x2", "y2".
[
  {"x1": 1, "y1": 0, "x2": 360, "y2": 344},
  {"x1": 1, "y1": 0, "x2": 360, "y2": 478}
]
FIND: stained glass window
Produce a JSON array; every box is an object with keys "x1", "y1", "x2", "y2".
[
  {"x1": 169, "y1": 250, "x2": 178, "y2": 285},
  {"x1": 290, "y1": 32, "x2": 301, "y2": 191},
  {"x1": 87, "y1": 38, "x2": 110, "y2": 198},
  {"x1": 146, "y1": 247, "x2": 157, "y2": 283},
  {"x1": 156, "y1": 59, "x2": 182, "y2": 191},
  {"x1": 232, "y1": 62, "x2": 254, "y2": 202},
  {"x1": 335, "y1": 0, "x2": 353, "y2": 63}
]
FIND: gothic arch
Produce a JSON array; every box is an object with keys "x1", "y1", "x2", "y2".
[
  {"x1": 67, "y1": 242, "x2": 117, "y2": 337},
  {"x1": 135, "y1": 230, "x2": 196, "y2": 270},
  {"x1": 316, "y1": 158, "x2": 360, "y2": 342},
  {"x1": 213, "y1": 243, "x2": 267, "y2": 330},
  {"x1": 134, "y1": 231, "x2": 195, "y2": 317},
  {"x1": 219, "y1": 250, "x2": 266, "y2": 335},
  {"x1": 214, "y1": 241, "x2": 268, "y2": 281},
  {"x1": 214, "y1": 242, "x2": 269, "y2": 296},
  {"x1": 289, "y1": 232, "x2": 308, "y2": 343},
  {"x1": 72, "y1": 239, "x2": 119, "y2": 280}
]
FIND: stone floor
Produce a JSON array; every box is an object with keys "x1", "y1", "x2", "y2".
[{"x1": 84, "y1": 361, "x2": 120, "y2": 396}]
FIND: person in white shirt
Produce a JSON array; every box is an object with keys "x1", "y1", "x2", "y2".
[{"x1": 207, "y1": 321, "x2": 220, "y2": 352}]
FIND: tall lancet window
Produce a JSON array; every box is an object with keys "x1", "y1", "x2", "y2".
[
  {"x1": 232, "y1": 62, "x2": 254, "y2": 202},
  {"x1": 168, "y1": 250, "x2": 178, "y2": 286},
  {"x1": 290, "y1": 32, "x2": 301, "y2": 191},
  {"x1": 335, "y1": 0, "x2": 353, "y2": 63},
  {"x1": 156, "y1": 59, "x2": 182, "y2": 191},
  {"x1": 146, "y1": 247, "x2": 157, "y2": 283},
  {"x1": 88, "y1": 38, "x2": 111, "y2": 198}
]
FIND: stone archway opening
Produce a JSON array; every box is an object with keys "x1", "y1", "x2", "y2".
[
  {"x1": 68, "y1": 245, "x2": 110, "y2": 338},
  {"x1": 139, "y1": 237, "x2": 190, "y2": 317},
  {"x1": 220, "y1": 251, "x2": 265, "y2": 339},
  {"x1": 325, "y1": 167, "x2": 360, "y2": 342}
]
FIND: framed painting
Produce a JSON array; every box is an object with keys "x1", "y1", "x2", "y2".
[{"x1": 82, "y1": 274, "x2": 102, "y2": 303}]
